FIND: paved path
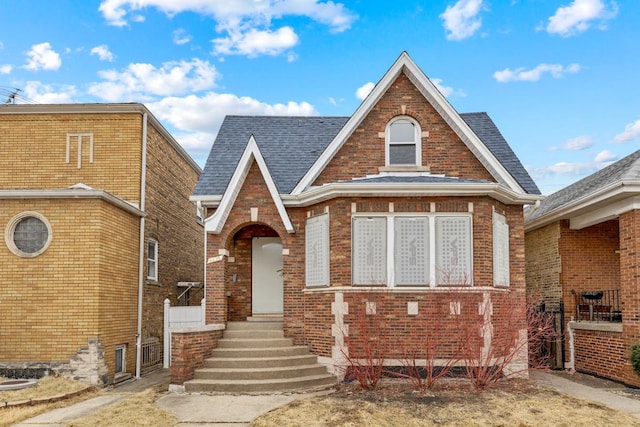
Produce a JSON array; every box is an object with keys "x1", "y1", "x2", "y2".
[
  {"x1": 531, "y1": 370, "x2": 640, "y2": 419},
  {"x1": 12, "y1": 369, "x2": 640, "y2": 426}
]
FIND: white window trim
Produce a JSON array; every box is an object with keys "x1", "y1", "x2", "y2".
[
  {"x1": 305, "y1": 213, "x2": 330, "y2": 287},
  {"x1": 4, "y1": 211, "x2": 53, "y2": 258},
  {"x1": 352, "y1": 212, "x2": 473, "y2": 287},
  {"x1": 492, "y1": 211, "x2": 510, "y2": 286},
  {"x1": 385, "y1": 116, "x2": 422, "y2": 167},
  {"x1": 147, "y1": 239, "x2": 158, "y2": 282},
  {"x1": 115, "y1": 344, "x2": 126, "y2": 374}
]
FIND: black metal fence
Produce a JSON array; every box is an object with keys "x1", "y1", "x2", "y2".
[{"x1": 572, "y1": 289, "x2": 622, "y2": 322}]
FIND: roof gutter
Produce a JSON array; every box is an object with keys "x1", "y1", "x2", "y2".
[
  {"x1": 194, "y1": 182, "x2": 542, "y2": 208},
  {"x1": 0, "y1": 189, "x2": 145, "y2": 217},
  {"x1": 524, "y1": 179, "x2": 640, "y2": 232}
]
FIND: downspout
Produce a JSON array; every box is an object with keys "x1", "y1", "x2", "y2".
[
  {"x1": 135, "y1": 112, "x2": 148, "y2": 379},
  {"x1": 199, "y1": 201, "x2": 207, "y2": 321}
]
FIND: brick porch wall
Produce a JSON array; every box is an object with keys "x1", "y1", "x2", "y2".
[
  {"x1": 573, "y1": 328, "x2": 628, "y2": 383},
  {"x1": 170, "y1": 327, "x2": 224, "y2": 384}
]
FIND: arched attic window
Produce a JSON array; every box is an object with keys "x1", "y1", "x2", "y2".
[{"x1": 385, "y1": 117, "x2": 422, "y2": 167}]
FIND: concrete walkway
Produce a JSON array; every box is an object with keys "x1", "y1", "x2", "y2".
[
  {"x1": 13, "y1": 369, "x2": 640, "y2": 426},
  {"x1": 531, "y1": 370, "x2": 640, "y2": 419}
]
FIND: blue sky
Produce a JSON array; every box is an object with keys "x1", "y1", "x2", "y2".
[{"x1": 1, "y1": 0, "x2": 638, "y2": 195}]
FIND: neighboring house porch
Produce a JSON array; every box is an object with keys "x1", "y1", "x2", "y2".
[{"x1": 525, "y1": 149, "x2": 640, "y2": 387}]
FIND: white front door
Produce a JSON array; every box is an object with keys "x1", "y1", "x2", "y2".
[{"x1": 251, "y1": 237, "x2": 283, "y2": 315}]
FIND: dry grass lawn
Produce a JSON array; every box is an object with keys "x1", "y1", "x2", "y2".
[
  {"x1": 67, "y1": 387, "x2": 177, "y2": 427},
  {"x1": 252, "y1": 380, "x2": 640, "y2": 427},
  {"x1": 0, "y1": 376, "x2": 98, "y2": 427}
]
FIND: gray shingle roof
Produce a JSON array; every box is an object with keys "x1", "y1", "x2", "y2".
[
  {"x1": 193, "y1": 113, "x2": 540, "y2": 197},
  {"x1": 460, "y1": 112, "x2": 540, "y2": 195},
  {"x1": 193, "y1": 116, "x2": 349, "y2": 195},
  {"x1": 525, "y1": 149, "x2": 640, "y2": 223}
]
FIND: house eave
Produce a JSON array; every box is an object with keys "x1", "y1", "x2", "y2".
[
  {"x1": 0, "y1": 189, "x2": 146, "y2": 217},
  {"x1": 524, "y1": 180, "x2": 640, "y2": 232},
  {"x1": 282, "y1": 182, "x2": 541, "y2": 207}
]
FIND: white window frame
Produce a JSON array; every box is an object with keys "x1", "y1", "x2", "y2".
[
  {"x1": 147, "y1": 239, "x2": 158, "y2": 282},
  {"x1": 352, "y1": 213, "x2": 473, "y2": 287},
  {"x1": 492, "y1": 211, "x2": 510, "y2": 286},
  {"x1": 66, "y1": 133, "x2": 94, "y2": 169},
  {"x1": 385, "y1": 116, "x2": 422, "y2": 167},
  {"x1": 305, "y1": 213, "x2": 330, "y2": 287},
  {"x1": 115, "y1": 345, "x2": 126, "y2": 374}
]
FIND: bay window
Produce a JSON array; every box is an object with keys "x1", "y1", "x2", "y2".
[{"x1": 353, "y1": 214, "x2": 472, "y2": 286}]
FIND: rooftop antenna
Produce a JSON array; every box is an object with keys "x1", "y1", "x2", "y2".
[{"x1": 5, "y1": 88, "x2": 22, "y2": 104}]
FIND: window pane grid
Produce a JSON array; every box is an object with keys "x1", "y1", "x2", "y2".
[
  {"x1": 14, "y1": 217, "x2": 48, "y2": 253},
  {"x1": 394, "y1": 218, "x2": 429, "y2": 285},
  {"x1": 353, "y1": 217, "x2": 387, "y2": 285},
  {"x1": 436, "y1": 217, "x2": 471, "y2": 285}
]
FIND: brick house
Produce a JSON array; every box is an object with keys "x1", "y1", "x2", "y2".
[
  {"x1": 189, "y1": 52, "x2": 542, "y2": 382},
  {"x1": 0, "y1": 103, "x2": 203, "y2": 384},
  {"x1": 525, "y1": 149, "x2": 640, "y2": 387}
]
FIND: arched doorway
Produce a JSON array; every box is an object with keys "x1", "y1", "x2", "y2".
[
  {"x1": 251, "y1": 237, "x2": 283, "y2": 315},
  {"x1": 227, "y1": 224, "x2": 283, "y2": 320}
]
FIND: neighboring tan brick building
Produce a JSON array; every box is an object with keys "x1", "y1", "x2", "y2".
[
  {"x1": 0, "y1": 103, "x2": 203, "y2": 384},
  {"x1": 190, "y1": 53, "x2": 542, "y2": 379},
  {"x1": 525, "y1": 149, "x2": 640, "y2": 387}
]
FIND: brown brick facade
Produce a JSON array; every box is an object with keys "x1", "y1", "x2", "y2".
[{"x1": 526, "y1": 216, "x2": 640, "y2": 387}]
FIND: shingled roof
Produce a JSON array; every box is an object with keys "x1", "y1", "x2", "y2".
[
  {"x1": 193, "y1": 113, "x2": 540, "y2": 197},
  {"x1": 525, "y1": 149, "x2": 640, "y2": 224}
]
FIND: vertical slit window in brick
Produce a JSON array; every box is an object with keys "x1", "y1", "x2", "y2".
[{"x1": 305, "y1": 213, "x2": 330, "y2": 287}]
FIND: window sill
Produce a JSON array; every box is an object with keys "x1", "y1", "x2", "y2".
[
  {"x1": 379, "y1": 165, "x2": 430, "y2": 173},
  {"x1": 569, "y1": 321, "x2": 623, "y2": 333}
]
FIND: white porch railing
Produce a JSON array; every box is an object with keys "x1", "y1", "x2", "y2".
[{"x1": 163, "y1": 298, "x2": 206, "y2": 368}]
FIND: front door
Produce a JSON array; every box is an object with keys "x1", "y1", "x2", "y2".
[{"x1": 251, "y1": 237, "x2": 283, "y2": 315}]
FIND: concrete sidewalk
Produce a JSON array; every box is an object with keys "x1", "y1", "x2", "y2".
[
  {"x1": 531, "y1": 370, "x2": 640, "y2": 419},
  {"x1": 13, "y1": 369, "x2": 640, "y2": 426}
]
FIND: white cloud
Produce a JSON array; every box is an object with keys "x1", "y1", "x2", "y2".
[
  {"x1": 24, "y1": 42, "x2": 62, "y2": 71},
  {"x1": 88, "y1": 58, "x2": 219, "y2": 102},
  {"x1": 213, "y1": 27, "x2": 299, "y2": 57},
  {"x1": 614, "y1": 119, "x2": 640, "y2": 143},
  {"x1": 550, "y1": 135, "x2": 593, "y2": 151},
  {"x1": 173, "y1": 29, "x2": 192, "y2": 45},
  {"x1": 355, "y1": 82, "x2": 375, "y2": 100},
  {"x1": 90, "y1": 44, "x2": 114, "y2": 62},
  {"x1": 594, "y1": 149, "x2": 617, "y2": 163},
  {"x1": 22, "y1": 81, "x2": 76, "y2": 103},
  {"x1": 545, "y1": 0, "x2": 617, "y2": 37},
  {"x1": 0, "y1": 64, "x2": 11, "y2": 74},
  {"x1": 148, "y1": 92, "x2": 318, "y2": 163},
  {"x1": 431, "y1": 78, "x2": 466, "y2": 98},
  {"x1": 98, "y1": 0, "x2": 356, "y2": 58},
  {"x1": 531, "y1": 150, "x2": 619, "y2": 180},
  {"x1": 440, "y1": 0, "x2": 484, "y2": 41},
  {"x1": 493, "y1": 63, "x2": 580, "y2": 82}
]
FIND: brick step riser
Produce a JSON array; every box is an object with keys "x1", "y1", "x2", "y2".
[
  {"x1": 216, "y1": 338, "x2": 293, "y2": 349},
  {"x1": 184, "y1": 375, "x2": 337, "y2": 393},
  {"x1": 223, "y1": 330, "x2": 284, "y2": 339},
  {"x1": 202, "y1": 355, "x2": 319, "y2": 369},
  {"x1": 193, "y1": 365, "x2": 329, "y2": 380},
  {"x1": 225, "y1": 322, "x2": 283, "y2": 331},
  {"x1": 210, "y1": 347, "x2": 309, "y2": 358}
]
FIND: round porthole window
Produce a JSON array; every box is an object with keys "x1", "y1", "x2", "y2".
[{"x1": 5, "y1": 212, "x2": 52, "y2": 258}]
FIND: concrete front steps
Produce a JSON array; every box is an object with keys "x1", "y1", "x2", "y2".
[{"x1": 184, "y1": 321, "x2": 336, "y2": 393}]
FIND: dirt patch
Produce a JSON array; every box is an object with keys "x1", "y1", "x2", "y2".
[{"x1": 252, "y1": 379, "x2": 640, "y2": 427}]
